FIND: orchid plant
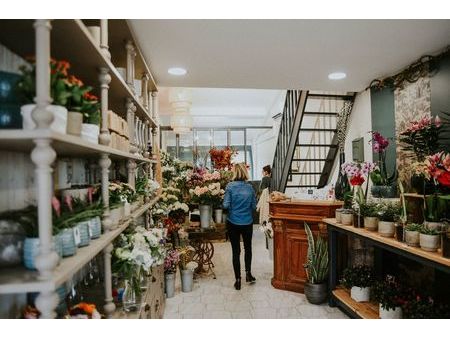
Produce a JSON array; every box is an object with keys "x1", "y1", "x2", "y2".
[
  {"x1": 341, "y1": 161, "x2": 377, "y2": 210},
  {"x1": 369, "y1": 131, "x2": 397, "y2": 187}
]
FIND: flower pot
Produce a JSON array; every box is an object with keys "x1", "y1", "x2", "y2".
[
  {"x1": 335, "y1": 209, "x2": 344, "y2": 223},
  {"x1": 199, "y1": 205, "x2": 211, "y2": 229},
  {"x1": 88, "y1": 216, "x2": 102, "y2": 239},
  {"x1": 80, "y1": 123, "x2": 99, "y2": 144},
  {"x1": 350, "y1": 286, "x2": 371, "y2": 302},
  {"x1": 124, "y1": 202, "x2": 131, "y2": 218},
  {"x1": 165, "y1": 272, "x2": 176, "y2": 298},
  {"x1": 371, "y1": 185, "x2": 397, "y2": 198},
  {"x1": 0, "y1": 219, "x2": 25, "y2": 268},
  {"x1": 425, "y1": 221, "x2": 442, "y2": 231},
  {"x1": 57, "y1": 228, "x2": 77, "y2": 257},
  {"x1": 75, "y1": 221, "x2": 91, "y2": 247},
  {"x1": 181, "y1": 269, "x2": 194, "y2": 292},
  {"x1": 405, "y1": 230, "x2": 420, "y2": 247},
  {"x1": 378, "y1": 221, "x2": 395, "y2": 238},
  {"x1": 67, "y1": 111, "x2": 83, "y2": 136},
  {"x1": 110, "y1": 206, "x2": 122, "y2": 226},
  {"x1": 379, "y1": 305, "x2": 402, "y2": 319},
  {"x1": 341, "y1": 212, "x2": 353, "y2": 226},
  {"x1": 420, "y1": 233, "x2": 440, "y2": 252},
  {"x1": 21, "y1": 104, "x2": 67, "y2": 134},
  {"x1": 23, "y1": 237, "x2": 60, "y2": 270},
  {"x1": 214, "y1": 208, "x2": 223, "y2": 224},
  {"x1": 304, "y1": 282, "x2": 328, "y2": 304},
  {"x1": 364, "y1": 217, "x2": 378, "y2": 231}
]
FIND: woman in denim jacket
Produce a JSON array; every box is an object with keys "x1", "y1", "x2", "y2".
[{"x1": 223, "y1": 163, "x2": 257, "y2": 290}]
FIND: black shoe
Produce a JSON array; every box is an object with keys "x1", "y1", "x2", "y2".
[
  {"x1": 246, "y1": 272, "x2": 256, "y2": 284},
  {"x1": 234, "y1": 278, "x2": 241, "y2": 290}
]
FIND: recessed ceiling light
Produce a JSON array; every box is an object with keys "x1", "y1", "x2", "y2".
[
  {"x1": 168, "y1": 67, "x2": 187, "y2": 76},
  {"x1": 328, "y1": 72, "x2": 346, "y2": 80}
]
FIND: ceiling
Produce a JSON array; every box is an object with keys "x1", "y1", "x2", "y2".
[
  {"x1": 158, "y1": 87, "x2": 284, "y2": 127},
  {"x1": 130, "y1": 19, "x2": 450, "y2": 91}
]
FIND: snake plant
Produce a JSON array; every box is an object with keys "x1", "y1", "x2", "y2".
[{"x1": 304, "y1": 223, "x2": 329, "y2": 284}]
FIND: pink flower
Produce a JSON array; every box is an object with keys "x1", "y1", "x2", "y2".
[
  {"x1": 87, "y1": 187, "x2": 94, "y2": 204},
  {"x1": 52, "y1": 196, "x2": 61, "y2": 217},
  {"x1": 435, "y1": 115, "x2": 442, "y2": 128},
  {"x1": 64, "y1": 195, "x2": 73, "y2": 212}
]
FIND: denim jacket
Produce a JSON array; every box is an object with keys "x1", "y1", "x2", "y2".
[{"x1": 222, "y1": 181, "x2": 256, "y2": 225}]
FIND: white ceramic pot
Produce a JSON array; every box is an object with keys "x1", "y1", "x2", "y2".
[
  {"x1": 364, "y1": 217, "x2": 379, "y2": 231},
  {"x1": 81, "y1": 123, "x2": 99, "y2": 144},
  {"x1": 21, "y1": 104, "x2": 67, "y2": 134},
  {"x1": 405, "y1": 230, "x2": 420, "y2": 247},
  {"x1": 341, "y1": 212, "x2": 353, "y2": 226},
  {"x1": 350, "y1": 286, "x2": 371, "y2": 302},
  {"x1": 335, "y1": 209, "x2": 343, "y2": 223},
  {"x1": 124, "y1": 202, "x2": 131, "y2": 217},
  {"x1": 379, "y1": 305, "x2": 402, "y2": 319},
  {"x1": 67, "y1": 111, "x2": 83, "y2": 136},
  {"x1": 378, "y1": 221, "x2": 395, "y2": 237},
  {"x1": 214, "y1": 209, "x2": 223, "y2": 224},
  {"x1": 87, "y1": 26, "x2": 101, "y2": 46},
  {"x1": 110, "y1": 207, "x2": 121, "y2": 226},
  {"x1": 419, "y1": 233, "x2": 439, "y2": 252}
]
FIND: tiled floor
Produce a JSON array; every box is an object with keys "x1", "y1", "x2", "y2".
[{"x1": 163, "y1": 226, "x2": 348, "y2": 319}]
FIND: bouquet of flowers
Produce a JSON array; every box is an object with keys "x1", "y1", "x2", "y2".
[
  {"x1": 109, "y1": 182, "x2": 125, "y2": 207},
  {"x1": 164, "y1": 249, "x2": 180, "y2": 274},
  {"x1": 178, "y1": 245, "x2": 196, "y2": 270},
  {"x1": 425, "y1": 152, "x2": 450, "y2": 188},
  {"x1": 209, "y1": 147, "x2": 237, "y2": 170},
  {"x1": 341, "y1": 161, "x2": 377, "y2": 208},
  {"x1": 189, "y1": 182, "x2": 224, "y2": 206}
]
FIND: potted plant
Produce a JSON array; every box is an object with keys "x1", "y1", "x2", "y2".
[
  {"x1": 340, "y1": 265, "x2": 374, "y2": 302},
  {"x1": 52, "y1": 196, "x2": 78, "y2": 257},
  {"x1": 109, "y1": 182, "x2": 125, "y2": 227},
  {"x1": 0, "y1": 208, "x2": 28, "y2": 267},
  {"x1": 80, "y1": 92, "x2": 100, "y2": 144},
  {"x1": 303, "y1": 223, "x2": 329, "y2": 304},
  {"x1": 419, "y1": 226, "x2": 440, "y2": 252},
  {"x1": 377, "y1": 202, "x2": 401, "y2": 238},
  {"x1": 402, "y1": 293, "x2": 437, "y2": 319},
  {"x1": 164, "y1": 248, "x2": 179, "y2": 298},
  {"x1": 360, "y1": 201, "x2": 379, "y2": 231},
  {"x1": 372, "y1": 275, "x2": 404, "y2": 319},
  {"x1": 341, "y1": 191, "x2": 354, "y2": 226},
  {"x1": 404, "y1": 223, "x2": 423, "y2": 247},
  {"x1": 178, "y1": 245, "x2": 197, "y2": 293},
  {"x1": 369, "y1": 131, "x2": 397, "y2": 198},
  {"x1": 17, "y1": 59, "x2": 70, "y2": 134},
  {"x1": 189, "y1": 182, "x2": 224, "y2": 229}
]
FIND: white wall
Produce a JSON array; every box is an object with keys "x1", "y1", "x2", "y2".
[{"x1": 330, "y1": 89, "x2": 373, "y2": 184}]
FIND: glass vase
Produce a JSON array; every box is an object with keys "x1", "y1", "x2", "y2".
[{"x1": 122, "y1": 279, "x2": 139, "y2": 312}]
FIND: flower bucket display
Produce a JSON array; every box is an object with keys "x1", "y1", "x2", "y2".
[
  {"x1": 21, "y1": 104, "x2": 67, "y2": 134},
  {"x1": 110, "y1": 206, "x2": 122, "y2": 227},
  {"x1": 164, "y1": 272, "x2": 176, "y2": 298},
  {"x1": 180, "y1": 269, "x2": 194, "y2": 293},
  {"x1": 199, "y1": 204, "x2": 211, "y2": 229}
]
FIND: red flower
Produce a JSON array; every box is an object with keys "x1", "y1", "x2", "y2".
[
  {"x1": 350, "y1": 175, "x2": 365, "y2": 186},
  {"x1": 437, "y1": 171, "x2": 450, "y2": 187}
]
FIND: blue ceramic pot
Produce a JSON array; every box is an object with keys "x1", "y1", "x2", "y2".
[
  {"x1": 57, "y1": 228, "x2": 77, "y2": 257},
  {"x1": 75, "y1": 221, "x2": 91, "y2": 247},
  {"x1": 23, "y1": 237, "x2": 61, "y2": 270},
  {"x1": 88, "y1": 217, "x2": 102, "y2": 239}
]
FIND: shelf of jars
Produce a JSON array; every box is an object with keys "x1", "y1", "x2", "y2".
[
  {"x1": 0, "y1": 197, "x2": 160, "y2": 295},
  {"x1": 0, "y1": 19, "x2": 158, "y2": 128},
  {"x1": 0, "y1": 129, "x2": 156, "y2": 163}
]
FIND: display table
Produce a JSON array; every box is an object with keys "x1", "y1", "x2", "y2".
[
  {"x1": 269, "y1": 199, "x2": 343, "y2": 293},
  {"x1": 187, "y1": 226, "x2": 227, "y2": 279}
]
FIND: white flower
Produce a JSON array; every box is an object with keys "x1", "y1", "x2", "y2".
[{"x1": 186, "y1": 261, "x2": 198, "y2": 271}]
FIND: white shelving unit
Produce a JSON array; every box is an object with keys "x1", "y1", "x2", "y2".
[{"x1": 0, "y1": 19, "x2": 161, "y2": 318}]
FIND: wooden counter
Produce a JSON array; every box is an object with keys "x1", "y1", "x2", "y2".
[{"x1": 270, "y1": 199, "x2": 343, "y2": 293}]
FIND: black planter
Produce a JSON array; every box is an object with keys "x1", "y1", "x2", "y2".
[
  {"x1": 353, "y1": 214, "x2": 364, "y2": 228},
  {"x1": 395, "y1": 224, "x2": 404, "y2": 242},
  {"x1": 335, "y1": 152, "x2": 350, "y2": 201},
  {"x1": 304, "y1": 282, "x2": 328, "y2": 304}
]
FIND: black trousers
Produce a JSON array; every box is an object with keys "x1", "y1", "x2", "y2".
[{"x1": 227, "y1": 221, "x2": 253, "y2": 279}]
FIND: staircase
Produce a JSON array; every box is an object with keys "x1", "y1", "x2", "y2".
[{"x1": 271, "y1": 90, "x2": 355, "y2": 193}]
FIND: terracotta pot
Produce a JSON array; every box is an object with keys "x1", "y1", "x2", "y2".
[
  {"x1": 420, "y1": 233, "x2": 439, "y2": 252},
  {"x1": 364, "y1": 217, "x2": 378, "y2": 231},
  {"x1": 378, "y1": 221, "x2": 395, "y2": 237},
  {"x1": 405, "y1": 230, "x2": 420, "y2": 247},
  {"x1": 350, "y1": 286, "x2": 370, "y2": 302},
  {"x1": 67, "y1": 111, "x2": 83, "y2": 136}
]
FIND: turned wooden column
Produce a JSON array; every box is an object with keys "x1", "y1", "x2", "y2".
[
  {"x1": 100, "y1": 19, "x2": 111, "y2": 60},
  {"x1": 99, "y1": 154, "x2": 113, "y2": 231},
  {"x1": 126, "y1": 98, "x2": 138, "y2": 154},
  {"x1": 98, "y1": 68, "x2": 111, "y2": 146},
  {"x1": 31, "y1": 19, "x2": 59, "y2": 319},
  {"x1": 103, "y1": 243, "x2": 116, "y2": 318},
  {"x1": 125, "y1": 41, "x2": 136, "y2": 94},
  {"x1": 127, "y1": 159, "x2": 137, "y2": 189},
  {"x1": 151, "y1": 91, "x2": 159, "y2": 149},
  {"x1": 141, "y1": 73, "x2": 149, "y2": 110},
  {"x1": 144, "y1": 120, "x2": 150, "y2": 158}
]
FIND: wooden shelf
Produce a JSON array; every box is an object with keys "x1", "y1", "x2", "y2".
[
  {"x1": 0, "y1": 19, "x2": 156, "y2": 127},
  {"x1": 332, "y1": 288, "x2": 379, "y2": 319},
  {"x1": 323, "y1": 218, "x2": 450, "y2": 271},
  {"x1": 0, "y1": 200, "x2": 156, "y2": 294},
  {"x1": 0, "y1": 129, "x2": 155, "y2": 163}
]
